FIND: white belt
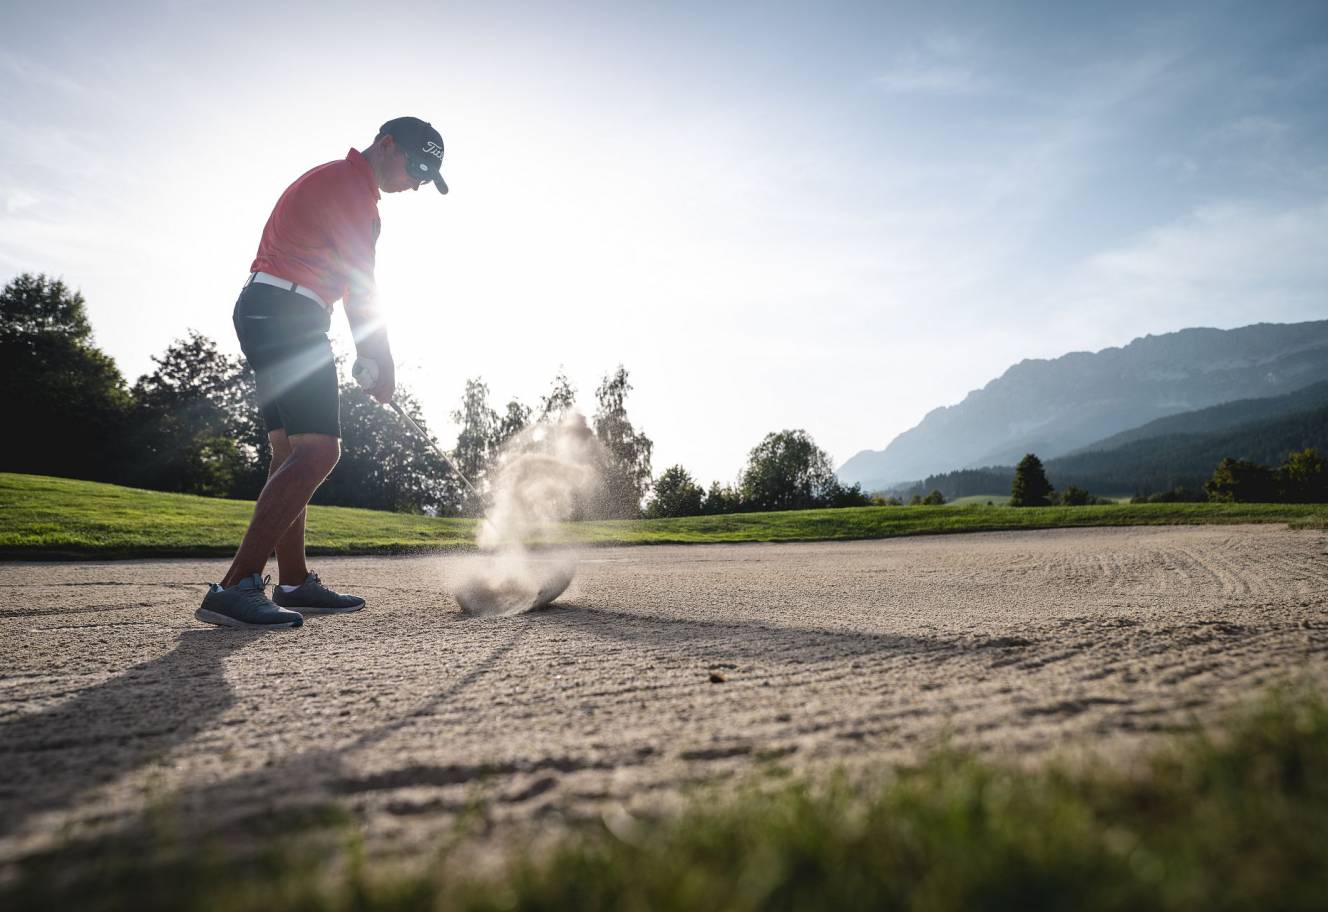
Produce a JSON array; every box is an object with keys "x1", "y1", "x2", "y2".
[{"x1": 245, "y1": 271, "x2": 330, "y2": 313}]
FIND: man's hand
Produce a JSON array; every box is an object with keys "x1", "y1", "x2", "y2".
[
  {"x1": 355, "y1": 352, "x2": 396, "y2": 404},
  {"x1": 345, "y1": 292, "x2": 394, "y2": 403},
  {"x1": 363, "y1": 353, "x2": 393, "y2": 403}
]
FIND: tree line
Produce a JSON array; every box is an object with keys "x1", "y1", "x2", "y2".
[
  {"x1": 1005, "y1": 451, "x2": 1328, "y2": 506},
  {"x1": 2, "y1": 273, "x2": 869, "y2": 518}
]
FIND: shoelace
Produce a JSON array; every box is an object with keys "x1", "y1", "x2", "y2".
[{"x1": 240, "y1": 574, "x2": 272, "y2": 602}]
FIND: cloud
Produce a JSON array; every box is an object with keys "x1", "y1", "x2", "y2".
[
  {"x1": 871, "y1": 29, "x2": 989, "y2": 96},
  {"x1": 1053, "y1": 198, "x2": 1328, "y2": 338},
  {"x1": 872, "y1": 64, "x2": 984, "y2": 95},
  {"x1": 4, "y1": 189, "x2": 38, "y2": 214},
  {"x1": 0, "y1": 49, "x2": 91, "y2": 98}
]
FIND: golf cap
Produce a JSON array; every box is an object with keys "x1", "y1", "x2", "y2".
[{"x1": 380, "y1": 116, "x2": 448, "y2": 195}]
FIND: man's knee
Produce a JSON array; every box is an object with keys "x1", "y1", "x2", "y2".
[
  {"x1": 289, "y1": 433, "x2": 341, "y2": 476},
  {"x1": 267, "y1": 430, "x2": 293, "y2": 474}
]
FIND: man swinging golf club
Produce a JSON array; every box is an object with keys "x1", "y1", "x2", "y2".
[{"x1": 196, "y1": 116, "x2": 448, "y2": 630}]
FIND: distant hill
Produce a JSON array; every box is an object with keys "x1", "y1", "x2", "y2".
[
  {"x1": 1045, "y1": 403, "x2": 1328, "y2": 495},
  {"x1": 1065, "y1": 380, "x2": 1328, "y2": 456},
  {"x1": 838, "y1": 320, "x2": 1328, "y2": 490},
  {"x1": 904, "y1": 394, "x2": 1328, "y2": 499}
]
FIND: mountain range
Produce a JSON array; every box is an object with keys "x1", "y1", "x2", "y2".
[
  {"x1": 906, "y1": 382, "x2": 1328, "y2": 499},
  {"x1": 838, "y1": 320, "x2": 1328, "y2": 490}
]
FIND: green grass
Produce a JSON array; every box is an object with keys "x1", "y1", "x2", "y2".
[
  {"x1": 567, "y1": 500, "x2": 1328, "y2": 546},
  {"x1": 6, "y1": 685, "x2": 1327, "y2": 911},
  {"x1": 2, "y1": 472, "x2": 1326, "y2": 558},
  {"x1": 0, "y1": 473, "x2": 474, "y2": 559},
  {"x1": 945, "y1": 494, "x2": 1012, "y2": 506},
  {"x1": 945, "y1": 495, "x2": 1134, "y2": 507}
]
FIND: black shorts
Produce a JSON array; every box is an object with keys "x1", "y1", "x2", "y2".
[{"x1": 233, "y1": 283, "x2": 340, "y2": 438}]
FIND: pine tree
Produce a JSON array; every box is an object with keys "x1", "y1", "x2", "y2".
[{"x1": 1010, "y1": 453, "x2": 1054, "y2": 507}]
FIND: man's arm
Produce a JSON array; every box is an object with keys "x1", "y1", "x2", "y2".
[
  {"x1": 322, "y1": 172, "x2": 392, "y2": 403},
  {"x1": 345, "y1": 293, "x2": 395, "y2": 404}
]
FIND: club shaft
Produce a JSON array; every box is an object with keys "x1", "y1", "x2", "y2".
[{"x1": 389, "y1": 402, "x2": 481, "y2": 497}]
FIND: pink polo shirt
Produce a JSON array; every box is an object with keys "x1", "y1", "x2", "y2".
[{"x1": 250, "y1": 149, "x2": 381, "y2": 308}]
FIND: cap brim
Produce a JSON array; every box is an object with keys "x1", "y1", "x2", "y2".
[{"x1": 433, "y1": 175, "x2": 448, "y2": 195}]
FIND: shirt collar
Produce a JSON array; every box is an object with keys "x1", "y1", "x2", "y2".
[{"x1": 346, "y1": 148, "x2": 381, "y2": 201}]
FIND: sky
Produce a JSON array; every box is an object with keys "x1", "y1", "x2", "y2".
[{"x1": 2, "y1": 0, "x2": 1326, "y2": 486}]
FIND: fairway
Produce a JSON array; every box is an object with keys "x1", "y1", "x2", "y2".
[
  {"x1": 3, "y1": 473, "x2": 1327, "y2": 558},
  {"x1": 3, "y1": 523, "x2": 1326, "y2": 877}
]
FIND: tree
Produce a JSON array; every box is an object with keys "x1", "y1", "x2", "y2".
[
  {"x1": 538, "y1": 369, "x2": 577, "y2": 423},
  {"x1": 1010, "y1": 453, "x2": 1054, "y2": 507},
  {"x1": 495, "y1": 397, "x2": 531, "y2": 452},
  {"x1": 0, "y1": 272, "x2": 96, "y2": 343},
  {"x1": 1130, "y1": 487, "x2": 1207, "y2": 504},
  {"x1": 592, "y1": 365, "x2": 653, "y2": 518},
  {"x1": 646, "y1": 465, "x2": 705, "y2": 518},
  {"x1": 820, "y1": 479, "x2": 872, "y2": 508},
  {"x1": 1277, "y1": 448, "x2": 1327, "y2": 503},
  {"x1": 1205, "y1": 457, "x2": 1277, "y2": 503},
  {"x1": 450, "y1": 377, "x2": 500, "y2": 514},
  {"x1": 0, "y1": 273, "x2": 131, "y2": 481},
  {"x1": 127, "y1": 331, "x2": 267, "y2": 497},
  {"x1": 909, "y1": 489, "x2": 945, "y2": 505},
  {"x1": 739, "y1": 429, "x2": 836, "y2": 512},
  {"x1": 1058, "y1": 484, "x2": 1091, "y2": 506},
  {"x1": 317, "y1": 381, "x2": 462, "y2": 514},
  {"x1": 702, "y1": 481, "x2": 743, "y2": 515},
  {"x1": 451, "y1": 378, "x2": 498, "y2": 478}
]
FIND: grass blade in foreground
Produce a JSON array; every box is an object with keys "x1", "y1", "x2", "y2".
[{"x1": 5, "y1": 686, "x2": 1327, "y2": 910}]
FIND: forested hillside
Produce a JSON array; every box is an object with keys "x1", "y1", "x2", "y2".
[{"x1": 898, "y1": 403, "x2": 1328, "y2": 499}]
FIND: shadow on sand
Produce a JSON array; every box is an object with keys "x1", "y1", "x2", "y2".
[
  {"x1": 527, "y1": 601, "x2": 978, "y2": 666},
  {"x1": 0, "y1": 628, "x2": 262, "y2": 839},
  {"x1": 3, "y1": 601, "x2": 990, "y2": 867}
]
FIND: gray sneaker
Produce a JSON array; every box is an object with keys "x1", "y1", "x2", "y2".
[
  {"x1": 271, "y1": 571, "x2": 365, "y2": 615},
  {"x1": 196, "y1": 574, "x2": 303, "y2": 629}
]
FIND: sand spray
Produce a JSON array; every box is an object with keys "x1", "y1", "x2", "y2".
[{"x1": 452, "y1": 413, "x2": 603, "y2": 616}]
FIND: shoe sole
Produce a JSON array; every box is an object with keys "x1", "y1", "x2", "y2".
[
  {"x1": 280, "y1": 601, "x2": 365, "y2": 616},
  {"x1": 195, "y1": 607, "x2": 303, "y2": 629}
]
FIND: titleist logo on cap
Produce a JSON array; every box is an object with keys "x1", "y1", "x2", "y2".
[{"x1": 424, "y1": 141, "x2": 443, "y2": 161}]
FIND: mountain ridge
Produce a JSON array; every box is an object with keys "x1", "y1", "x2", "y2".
[
  {"x1": 901, "y1": 387, "x2": 1328, "y2": 500},
  {"x1": 838, "y1": 320, "x2": 1328, "y2": 490}
]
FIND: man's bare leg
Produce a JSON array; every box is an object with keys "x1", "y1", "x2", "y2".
[
  {"x1": 265, "y1": 430, "x2": 313, "y2": 587},
  {"x1": 220, "y1": 432, "x2": 340, "y2": 589}
]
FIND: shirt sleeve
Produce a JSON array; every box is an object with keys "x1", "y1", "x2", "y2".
[{"x1": 321, "y1": 172, "x2": 378, "y2": 302}]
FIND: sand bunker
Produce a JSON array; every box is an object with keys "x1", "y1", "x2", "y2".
[{"x1": 4, "y1": 525, "x2": 1326, "y2": 868}]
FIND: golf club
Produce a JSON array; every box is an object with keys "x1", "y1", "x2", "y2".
[{"x1": 352, "y1": 358, "x2": 481, "y2": 498}]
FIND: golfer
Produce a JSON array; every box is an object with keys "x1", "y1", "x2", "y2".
[{"x1": 196, "y1": 116, "x2": 448, "y2": 630}]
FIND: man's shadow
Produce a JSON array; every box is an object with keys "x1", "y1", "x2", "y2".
[
  {"x1": 528, "y1": 602, "x2": 967, "y2": 666},
  {"x1": 4, "y1": 605, "x2": 982, "y2": 858},
  {"x1": 0, "y1": 628, "x2": 261, "y2": 840}
]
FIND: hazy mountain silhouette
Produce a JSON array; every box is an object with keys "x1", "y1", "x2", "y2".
[
  {"x1": 1046, "y1": 401, "x2": 1328, "y2": 495},
  {"x1": 1064, "y1": 379, "x2": 1328, "y2": 457},
  {"x1": 838, "y1": 321, "x2": 1328, "y2": 490}
]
